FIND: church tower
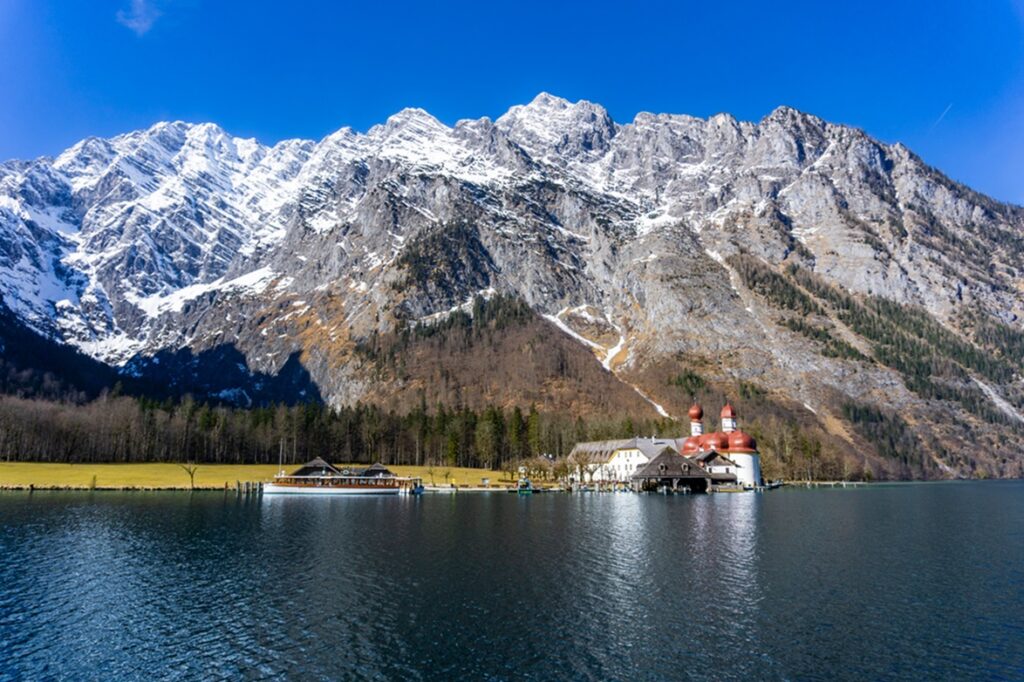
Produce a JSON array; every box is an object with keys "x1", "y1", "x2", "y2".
[
  {"x1": 688, "y1": 403, "x2": 704, "y2": 436},
  {"x1": 720, "y1": 404, "x2": 762, "y2": 488},
  {"x1": 720, "y1": 404, "x2": 737, "y2": 433}
]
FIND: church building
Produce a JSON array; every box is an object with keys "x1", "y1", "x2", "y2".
[
  {"x1": 567, "y1": 402, "x2": 763, "y2": 490},
  {"x1": 679, "y1": 403, "x2": 763, "y2": 489}
]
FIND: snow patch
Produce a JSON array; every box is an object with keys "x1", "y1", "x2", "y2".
[
  {"x1": 704, "y1": 248, "x2": 726, "y2": 265},
  {"x1": 129, "y1": 267, "x2": 278, "y2": 317},
  {"x1": 416, "y1": 287, "x2": 498, "y2": 326},
  {"x1": 542, "y1": 308, "x2": 604, "y2": 351},
  {"x1": 973, "y1": 377, "x2": 1024, "y2": 423},
  {"x1": 632, "y1": 386, "x2": 671, "y2": 418},
  {"x1": 603, "y1": 334, "x2": 626, "y2": 371}
]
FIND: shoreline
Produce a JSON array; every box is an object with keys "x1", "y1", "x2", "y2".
[
  {"x1": 0, "y1": 462, "x2": 514, "y2": 491},
  {"x1": 0, "y1": 463, "x2": 1000, "y2": 492}
]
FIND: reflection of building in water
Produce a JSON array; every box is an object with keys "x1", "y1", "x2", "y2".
[{"x1": 567, "y1": 403, "x2": 763, "y2": 491}]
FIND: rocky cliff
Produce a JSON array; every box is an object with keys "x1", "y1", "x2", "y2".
[{"x1": 2, "y1": 93, "x2": 1022, "y2": 477}]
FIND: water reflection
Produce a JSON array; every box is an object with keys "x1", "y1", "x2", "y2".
[
  {"x1": 711, "y1": 492, "x2": 767, "y2": 675},
  {"x1": 1, "y1": 485, "x2": 1023, "y2": 680}
]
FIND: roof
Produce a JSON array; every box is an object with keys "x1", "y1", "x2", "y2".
[
  {"x1": 568, "y1": 439, "x2": 635, "y2": 464},
  {"x1": 633, "y1": 438, "x2": 682, "y2": 459},
  {"x1": 361, "y1": 463, "x2": 394, "y2": 477},
  {"x1": 289, "y1": 457, "x2": 341, "y2": 477},
  {"x1": 693, "y1": 451, "x2": 739, "y2": 467},
  {"x1": 632, "y1": 448, "x2": 709, "y2": 480},
  {"x1": 569, "y1": 437, "x2": 683, "y2": 464}
]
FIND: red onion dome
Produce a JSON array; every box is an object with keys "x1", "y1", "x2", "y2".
[
  {"x1": 682, "y1": 436, "x2": 700, "y2": 455},
  {"x1": 688, "y1": 403, "x2": 704, "y2": 421},
  {"x1": 706, "y1": 431, "x2": 729, "y2": 451},
  {"x1": 728, "y1": 431, "x2": 757, "y2": 453},
  {"x1": 720, "y1": 403, "x2": 737, "y2": 419}
]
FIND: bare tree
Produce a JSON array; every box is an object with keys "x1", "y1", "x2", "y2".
[{"x1": 179, "y1": 461, "x2": 199, "y2": 490}]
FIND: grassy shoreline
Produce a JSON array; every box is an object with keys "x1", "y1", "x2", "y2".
[{"x1": 0, "y1": 462, "x2": 511, "y2": 491}]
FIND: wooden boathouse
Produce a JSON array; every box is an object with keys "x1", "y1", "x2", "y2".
[{"x1": 630, "y1": 448, "x2": 737, "y2": 493}]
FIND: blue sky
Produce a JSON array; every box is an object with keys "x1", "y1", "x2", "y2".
[{"x1": 2, "y1": 0, "x2": 1022, "y2": 203}]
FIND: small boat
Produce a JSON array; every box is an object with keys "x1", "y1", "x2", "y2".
[
  {"x1": 264, "y1": 458, "x2": 423, "y2": 495},
  {"x1": 516, "y1": 477, "x2": 533, "y2": 495}
]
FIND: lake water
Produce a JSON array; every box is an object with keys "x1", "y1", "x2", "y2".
[{"x1": 1, "y1": 482, "x2": 1023, "y2": 680}]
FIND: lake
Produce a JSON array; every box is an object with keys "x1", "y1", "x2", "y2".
[{"x1": 1, "y1": 482, "x2": 1023, "y2": 680}]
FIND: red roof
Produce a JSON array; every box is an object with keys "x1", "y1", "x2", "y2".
[
  {"x1": 728, "y1": 430, "x2": 757, "y2": 453},
  {"x1": 700, "y1": 431, "x2": 730, "y2": 452},
  {"x1": 720, "y1": 403, "x2": 737, "y2": 419},
  {"x1": 688, "y1": 403, "x2": 704, "y2": 421}
]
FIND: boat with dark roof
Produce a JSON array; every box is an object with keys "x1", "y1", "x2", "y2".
[{"x1": 264, "y1": 458, "x2": 423, "y2": 495}]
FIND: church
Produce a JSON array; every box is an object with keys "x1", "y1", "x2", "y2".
[{"x1": 567, "y1": 403, "x2": 764, "y2": 491}]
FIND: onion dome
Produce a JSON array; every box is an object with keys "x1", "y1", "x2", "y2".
[
  {"x1": 728, "y1": 431, "x2": 757, "y2": 453},
  {"x1": 720, "y1": 403, "x2": 737, "y2": 419},
  {"x1": 688, "y1": 403, "x2": 704, "y2": 421},
  {"x1": 682, "y1": 436, "x2": 700, "y2": 455},
  {"x1": 704, "y1": 431, "x2": 729, "y2": 451}
]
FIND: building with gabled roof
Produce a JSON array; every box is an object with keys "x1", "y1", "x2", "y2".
[
  {"x1": 630, "y1": 448, "x2": 734, "y2": 493},
  {"x1": 566, "y1": 402, "x2": 764, "y2": 489},
  {"x1": 568, "y1": 437, "x2": 680, "y2": 483}
]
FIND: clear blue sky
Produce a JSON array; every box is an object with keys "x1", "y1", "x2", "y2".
[{"x1": 2, "y1": 0, "x2": 1022, "y2": 203}]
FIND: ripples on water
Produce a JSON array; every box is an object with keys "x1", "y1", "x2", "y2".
[{"x1": 1, "y1": 483, "x2": 1023, "y2": 680}]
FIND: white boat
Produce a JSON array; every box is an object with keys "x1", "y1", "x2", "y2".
[{"x1": 263, "y1": 458, "x2": 423, "y2": 495}]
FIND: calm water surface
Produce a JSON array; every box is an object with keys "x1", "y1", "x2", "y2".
[{"x1": 1, "y1": 482, "x2": 1023, "y2": 680}]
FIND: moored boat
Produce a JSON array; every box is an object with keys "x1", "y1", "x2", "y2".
[{"x1": 264, "y1": 458, "x2": 423, "y2": 495}]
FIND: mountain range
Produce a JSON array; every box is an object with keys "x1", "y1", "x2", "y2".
[{"x1": 2, "y1": 93, "x2": 1022, "y2": 477}]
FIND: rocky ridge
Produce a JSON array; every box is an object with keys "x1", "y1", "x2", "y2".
[{"x1": 1, "y1": 93, "x2": 1023, "y2": 476}]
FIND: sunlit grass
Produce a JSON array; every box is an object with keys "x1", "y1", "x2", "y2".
[{"x1": 0, "y1": 462, "x2": 511, "y2": 489}]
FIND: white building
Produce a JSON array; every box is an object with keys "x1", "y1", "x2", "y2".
[
  {"x1": 680, "y1": 404, "x2": 763, "y2": 488},
  {"x1": 568, "y1": 403, "x2": 764, "y2": 489},
  {"x1": 568, "y1": 438, "x2": 680, "y2": 483}
]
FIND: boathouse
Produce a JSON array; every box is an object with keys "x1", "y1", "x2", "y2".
[{"x1": 630, "y1": 448, "x2": 720, "y2": 493}]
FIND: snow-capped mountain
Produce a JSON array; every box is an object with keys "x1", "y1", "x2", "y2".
[{"x1": 2, "y1": 94, "x2": 1022, "y2": 476}]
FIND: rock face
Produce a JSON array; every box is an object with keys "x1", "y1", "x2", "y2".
[{"x1": 1, "y1": 93, "x2": 1023, "y2": 476}]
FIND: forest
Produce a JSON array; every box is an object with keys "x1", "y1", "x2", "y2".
[
  {"x1": 0, "y1": 391, "x2": 659, "y2": 469},
  {"x1": 0, "y1": 291, "x2": 952, "y2": 481},
  {"x1": 0, "y1": 390, "x2": 868, "y2": 481}
]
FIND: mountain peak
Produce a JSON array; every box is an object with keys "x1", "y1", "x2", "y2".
[
  {"x1": 526, "y1": 92, "x2": 573, "y2": 110},
  {"x1": 495, "y1": 93, "x2": 616, "y2": 161},
  {"x1": 383, "y1": 107, "x2": 447, "y2": 130},
  {"x1": 762, "y1": 105, "x2": 826, "y2": 130}
]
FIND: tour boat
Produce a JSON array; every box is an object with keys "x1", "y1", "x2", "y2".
[{"x1": 263, "y1": 458, "x2": 423, "y2": 495}]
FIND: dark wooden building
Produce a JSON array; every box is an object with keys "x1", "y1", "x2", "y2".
[{"x1": 630, "y1": 448, "x2": 736, "y2": 493}]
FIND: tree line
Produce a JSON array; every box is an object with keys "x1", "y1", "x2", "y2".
[
  {"x1": 0, "y1": 386, "x2": 948, "y2": 480},
  {"x1": 0, "y1": 391, "x2": 677, "y2": 471}
]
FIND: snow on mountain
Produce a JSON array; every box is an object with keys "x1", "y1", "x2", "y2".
[{"x1": 2, "y1": 94, "x2": 1024, "y2": 476}]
